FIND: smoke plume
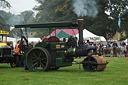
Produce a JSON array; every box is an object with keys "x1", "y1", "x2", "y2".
[
  {"x1": 6, "y1": 15, "x2": 22, "y2": 26},
  {"x1": 73, "y1": 0, "x2": 98, "y2": 17}
]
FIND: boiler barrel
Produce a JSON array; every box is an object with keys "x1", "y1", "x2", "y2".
[{"x1": 66, "y1": 45, "x2": 96, "y2": 57}]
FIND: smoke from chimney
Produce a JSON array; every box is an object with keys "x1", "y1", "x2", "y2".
[
  {"x1": 73, "y1": 0, "x2": 98, "y2": 17},
  {"x1": 6, "y1": 15, "x2": 22, "y2": 26}
]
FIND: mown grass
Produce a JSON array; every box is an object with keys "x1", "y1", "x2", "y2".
[{"x1": 0, "y1": 57, "x2": 128, "y2": 85}]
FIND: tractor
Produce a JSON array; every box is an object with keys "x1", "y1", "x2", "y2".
[
  {"x1": 0, "y1": 30, "x2": 19, "y2": 67},
  {"x1": 15, "y1": 19, "x2": 108, "y2": 72}
]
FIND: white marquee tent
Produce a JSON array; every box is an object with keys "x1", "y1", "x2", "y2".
[
  {"x1": 76, "y1": 29, "x2": 106, "y2": 42},
  {"x1": 3, "y1": 37, "x2": 17, "y2": 47},
  {"x1": 4, "y1": 37, "x2": 42, "y2": 48},
  {"x1": 27, "y1": 38, "x2": 42, "y2": 45},
  {"x1": 17, "y1": 38, "x2": 42, "y2": 45}
]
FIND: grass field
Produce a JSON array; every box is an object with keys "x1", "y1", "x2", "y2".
[{"x1": 0, "y1": 57, "x2": 128, "y2": 85}]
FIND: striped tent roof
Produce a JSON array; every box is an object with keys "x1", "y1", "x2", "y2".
[{"x1": 46, "y1": 29, "x2": 78, "y2": 38}]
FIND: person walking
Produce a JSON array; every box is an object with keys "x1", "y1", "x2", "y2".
[
  {"x1": 29, "y1": 41, "x2": 34, "y2": 48},
  {"x1": 112, "y1": 41, "x2": 118, "y2": 57},
  {"x1": 98, "y1": 41, "x2": 104, "y2": 55},
  {"x1": 15, "y1": 40, "x2": 21, "y2": 55},
  {"x1": 122, "y1": 41, "x2": 126, "y2": 56}
]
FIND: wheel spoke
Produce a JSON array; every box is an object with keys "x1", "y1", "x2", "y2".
[
  {"x1": 33, "y1": 52, "x2": 38, "y2": 58},
  {"x1": 38, "y1": 51, "x2": 42, "y2": 58},
  {"x1": 40, "y1": 62, "x2": 45, "y2": 68},
  {"x1": 41, "y1": 53, "x2": 45, "y2": 57},
  {"x1": 43, "y1": 61, "x2": 46, "y2": 64},
  {"x1": 35, "y1": 63, "x2": 38, "y2": 69},
  {"x1": 41, "y1": 58, "x2": 47, "y2": 61},
  {"x1": 40, "y1": 64, "x2": 42, "y2": 69},
  {"x1": 31, "y1": 56, "x2": 36, "y2": 59},
  {"x1": 32, "y1": 62, "x2": 37, "y2": 67},
  {"x1": 30, "y1": 59, "x2": 36, "y2": 63}
]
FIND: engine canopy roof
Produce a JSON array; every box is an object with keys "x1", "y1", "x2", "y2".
[{"x1": 15, "y1": 21, "x2": 78, "y2": 28}]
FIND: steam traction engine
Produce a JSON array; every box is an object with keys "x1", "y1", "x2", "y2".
[{"x1": 15, "y1": 19, "x2": 108, "y2": 72}]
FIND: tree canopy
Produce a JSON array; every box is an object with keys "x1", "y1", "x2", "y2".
[
  {"x1": 1, "y1": 0, "x2": 128, "y2": 40},
  {"x1": 20, "y1": 10, "x2": 35, "y2": 24},
  {"x1": 0, "y1": 0, "x2": 11, "y2": 31},
  {"x1": 33, "y1": 0, "x2": 128, "y2": 40},
  {"x1": 0, "y1": 10, "x2": 35, "y2": 37},
  {"x1": 0, "y1": 0, "x2": 11, "y2": 8}
]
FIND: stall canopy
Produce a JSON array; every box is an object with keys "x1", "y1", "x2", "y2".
[
  {"x1": 76, "y1": 29, "x2": 99, "y2": 38},
  {"x1": 46, "y1": 29, "x2": 79, "y2": 38},
  {"x1": 55, "y1": 30, "x2": 71, "y2": 38},
  {"x1": 18, "y1": 38, "x2": 41, "y2": 45},
  {"x1": 76, "y1": 29, "x2": 106, "y2": 41},
  {"x1": 45, "y1": 29, "x2": 106, "y2": 41}
]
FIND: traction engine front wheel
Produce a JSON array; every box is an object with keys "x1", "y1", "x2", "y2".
[{"x1": 82, "y1": 56, "x2": 107, "y2": 72}]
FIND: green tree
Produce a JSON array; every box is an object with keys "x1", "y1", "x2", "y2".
[
  {"x1": 19, "y1": 10, "x2": 35, "y2": 24},
  {"x1": 81, "y1": 0, "x2": 128, "y2": 40},
  {"x1": 0, "y1": 16, "x2": 9, "y2": 30},
  {"x1": 0, "y1": 0, "x2": 11, "y2": 8},
  {"x1": 94, "y1": 0, "x2": 128, "y2": 40},
  {"x1": 34, "y1": 0, "x2": 77, "y2": 37},
  {"x1": 0, "y1": 0, "x2": 11, "y2": 31},
  {"x1": 34, "y1": 0, "x2": 128, "y2": 40},
  {"x1": 34, "y1": 0, "x2": 76, "y2": 22},
  {"x1": 0, "y1": 10, "x2": 10, "y2": 31}
]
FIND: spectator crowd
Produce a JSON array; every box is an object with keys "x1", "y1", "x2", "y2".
[{"x1": 84, "y1": 40, "x2": 128, "y2": 57}]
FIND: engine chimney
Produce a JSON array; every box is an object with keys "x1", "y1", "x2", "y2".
[{"x1": 77, "y1": 19, "x2": 84, "y2": 47}]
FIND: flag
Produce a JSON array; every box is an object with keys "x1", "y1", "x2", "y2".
[{"x1": 118, "y1": 17, "x2": 121, "y2": 29}]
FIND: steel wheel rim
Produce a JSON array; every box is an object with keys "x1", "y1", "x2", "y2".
[{"x1": 26, "y1": 48, "x2": 49, "y2": 72}]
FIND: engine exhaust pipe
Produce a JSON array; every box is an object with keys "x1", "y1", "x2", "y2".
[{"x1": 77, "y1": 19, "x2": 84, "y2": 47}]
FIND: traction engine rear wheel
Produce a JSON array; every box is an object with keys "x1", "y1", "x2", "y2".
[{"x1": 26, "y1": 47, "x2": 51, "y2": 72}]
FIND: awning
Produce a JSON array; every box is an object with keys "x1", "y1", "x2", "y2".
[{"x1": 46, "y1": 29, "x2": 78, "y2": 38}]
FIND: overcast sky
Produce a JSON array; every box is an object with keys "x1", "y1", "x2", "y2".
[{"x1": 0, "y1": 0, "x2": 39, "y2": 14}]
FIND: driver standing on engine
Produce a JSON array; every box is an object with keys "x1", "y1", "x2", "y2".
[{"x1": 66, "y1": 36, "x2": 77, "y2": 47}]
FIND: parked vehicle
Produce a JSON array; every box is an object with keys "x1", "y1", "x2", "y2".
[{"x1": 0, "y1": 30, "x2": 19, "y2": 67}]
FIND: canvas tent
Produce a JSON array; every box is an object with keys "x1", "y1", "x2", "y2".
[
  {"x1": 98, "y1": 36, "x2": 106, "y2": 41},
  {"x1": 3, "y1": 37, "x2": 17, "y2": 47},
  {"x1": 45, "y1": 29, "x2": 106, "y2": 42},
  {"x1": 76, "y1": 29, "x2": 99, "y2": 38},
  {"x1": 27, "y1": 38, "x2": 41, "y2": 44},
  {"x1": 125, "y1": 39, "x2": 128, "y2": 43},
  {"x1": 50, "y1": 30, "x2": 71, "y2": 38},
  {"x1": 18, "y1": 38, "x2": 41, "y2": 45},
  {"x1": 46, "y1": 29, "x2": 79, "y2": 38},
  {"x1": 76, "y1": 29, "x2": 106, "y2": 42},
  {"x1": 7, "y1": 37, "x2": 17, "y2": 47}
]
